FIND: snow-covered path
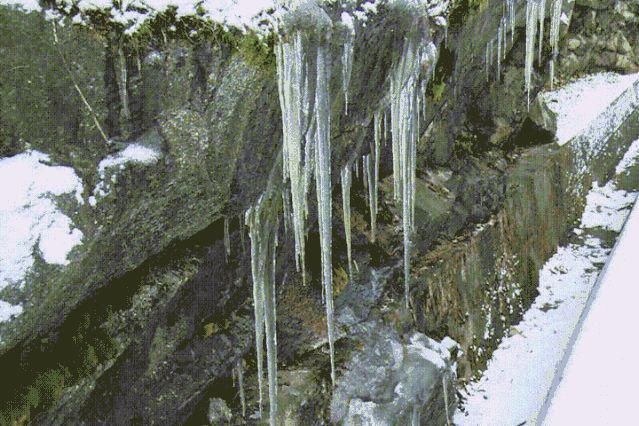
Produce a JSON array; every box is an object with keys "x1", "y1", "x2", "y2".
[
  {"x1": 540, "y1": 185, "x2": 639, "y2": 425},
  {"x1": 454, "y1": 144, "x2": 639, "y2": 425},
  {"x1": 454, "y1": 71, "x2": 639, "y2": 426}
]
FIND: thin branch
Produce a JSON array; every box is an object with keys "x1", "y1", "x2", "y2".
[{"x1": 52, "y1": 21, "x2": 110, "y2": 145}]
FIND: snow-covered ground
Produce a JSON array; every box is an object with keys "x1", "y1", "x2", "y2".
[
  {"x1": 0, "y1": 151, "x2": 84, "y2": 322},
  {"x1": 541, "y1": 184, "x2": 639, "y2": 425},
  {"x1": 542, "y1": 72, "x2": 639, "y2": 145},
  {"x1": 454, "y1": 138, "x2": 639, "y2": 425}
]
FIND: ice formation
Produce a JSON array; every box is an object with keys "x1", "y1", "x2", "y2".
[
  {"x1": 276, "y1": 32, "x2": 309, "y2": 285},
  {"x1": 341, "y1": 12, "x2": 355, "y2": 115},
  {"x1": 341, "y1": 166, "x2": 353, "y2": 283},
  {"x1": 525, "y1": 0, "x2": 540, "y2": 108},
  {"x1": 390, "y1": 36, "x2": 426, "y2": 309},
  {"x1": 549, "y1": 0, "x2": 563, "y2": 88},
  {"x1": 314, "y1": 42, "x2": 337, "y2": 384},
  {"x1": 246, "y1": 193, "x2": 280, "y2": 423}
]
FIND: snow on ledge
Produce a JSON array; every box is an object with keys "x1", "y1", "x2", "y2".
[
  {"x1": 90, "y1": 143, "x2": 161, "y2": 206},
  {"x1": 0, "y1": 150, "x2": 84, "y2": 322},
  {"x1": 542, "y1": 72, "x2": 639, "y2": 146}
]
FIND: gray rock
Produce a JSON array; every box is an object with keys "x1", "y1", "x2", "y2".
[
  {"x1": 207, "y1": 398, "x2": 232, "y2": 424},
  {"x1": 331, "y1": 325, "x2": 458, "y2": 425},
  {"x1": 529, "y1": 95, "x2": 559, "y2": 137}
]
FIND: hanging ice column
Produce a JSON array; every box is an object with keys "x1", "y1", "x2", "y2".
[
  {"x1": 341, "y1": 166, "x2": 353, "y2": 283},
  {"x1": 525, "y1": 0, "x2": 540, "y2": 109},
  {"x1": 246, "y1": 194, "x2": 280, "y2": 425},
  {"x1": 390, "y1": 35, "x2": 434, "y2": 309},
  {"x1": 314, "y1": 41, "x2": 337, "y2": 385},
  {"x1": 341, "y1": 12, "x2": 355, "y2": 115},
  {"x1": 549, "y1": 0, "x2": 563, "y2": 89}
]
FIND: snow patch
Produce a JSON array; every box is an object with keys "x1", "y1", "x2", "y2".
[
  {"x1": 91, "y1": 144, "x2": 160, "y2": 205},
  {"x1": 542, "y1": 72, "x2": 639, "y2": 145},
  {"x1": 0, "y1": 300, "x2": 23, "y2": 323},
  {"x1": 615, "y1": 138, "x2": 639, "y2": 175},
  {"x1": 0, "y1": 150, "x2": 84, "y2": 321}
]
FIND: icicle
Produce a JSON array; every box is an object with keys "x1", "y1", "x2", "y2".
[
  {"x1": 355, "y1": 156, "x2": 360, "y2": 179},
  {"x1": 341, "y1": 166, "x2": 353, "y2": 283},
  {"x1": 341, "y1": 12, "x2": 355, "y2": 115},
  {"x1": 509, "y1": 0, "x2": 515, "y2": 44},
  {"x1": 525, "y1": 0, "x2": 540, "y2": 109},
  {"x1": 549, "y1": 0, "x2": 563, "y2": 89},
  {"x1": 246, "y1": 193, "x2": 280, "y2": 425},
  {"x1": 247, "y1": 207, "x2": 265, "y2": 418},
  {"x1": 497, "y1": 24, "x2": 502, "y2": 81},
  {"x1": 538, "y1": 0, "x2": 546, "y2": 64},
  {"x1": 366, "y1": 153, "x2": 377, "y2": 242},
  {"x1": 236, "y1": 360, "x2": 246, "y2": 418},
  {"x1": 443, "y1": 374, "x2": 451, "y2": 426},
  {"x1": 264, "y1": 227, "x2": 278, "y2": 426},
  {"x1": 363, "y1": 154, "x2": 369, "y2": 191},
  {"x1": 282, "y1": 187, "x2": 291, "y2": 236},
  {"x1": 314, "y1": 42, "x2": 336, "y2": 385},
  {"x1": 412, "y1": 403, "x2": 421, "y2": 426},
  {"x1": 373, "y1": 111, "x2": 381, "y2": 239},
  {"x1": 224, "y1": 217, "x2": 231, "y2": 261},
  {"x1": 384, "y1": 110, "x2": 389, "y2": 142},
  {"x1": 503, "y1": 17, "x2": 508, "y2": 60},
  {"x1": 276, "y1": 32, "x2": 309, "y2": 285}
]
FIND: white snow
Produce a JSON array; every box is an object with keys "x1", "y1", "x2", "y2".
[
  {"x1": 542, "y1": 195, "x2": 639, "y2": 425},
  {"x1": 454, "y1": 146, "x2": 639, "y2": 425},
  {"x1": 0, "y1": 150, "x2": 85, "y2": 321},
  {"x1": 91, "y1": 144, "x2": 160, "y2": 205},
  {"x1": 2, "y1": 0, "x2": 276, "y2": 35},
  {"x1": 542, "y1": 72, "x2": 639, "y2": 145},
  {"x1": 0, "y1": 300, "x2": 23, "y2": 323}
]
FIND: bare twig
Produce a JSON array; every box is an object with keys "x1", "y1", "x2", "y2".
[{"x1": 52, "y1": 21, "x2": 110, "y2": 145}]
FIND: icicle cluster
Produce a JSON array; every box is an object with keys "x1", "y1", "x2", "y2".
[
  {"x1": 246, "y1": 194, "x2": 280, "y2": 425},
  {"x1": 275, "y1": 5, "x2": 337, "y2": 383},
  {"x1": 276, "y1": 33, "x2": 311, "y2": 286},
  {"x1": 390, "y1": 36, "x2": 423, "y2": 309}
]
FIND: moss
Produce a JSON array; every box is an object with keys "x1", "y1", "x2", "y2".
[
  {"x1": 432, "y1": 82, "x2": 447, "y2": 102},
  {"x1": 333, "y1": 266, "x2": 349, "y2": 297}
]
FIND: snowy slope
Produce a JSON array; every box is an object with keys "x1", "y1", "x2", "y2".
[
  {"x1": 0, "y1": 151, "x2": 84, "y2": 322},
  {"x1": 541, "y1": 181, "x2": 639, "y2": 425},
  {"x1": 541, "y1": 72, "x2": 639, "y2": 146}
]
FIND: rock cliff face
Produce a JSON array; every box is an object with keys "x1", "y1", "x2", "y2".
[{"x1": 0, "y1": 0, "x2": 637, "y2": 424}]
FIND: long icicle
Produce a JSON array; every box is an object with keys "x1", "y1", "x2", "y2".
[
  {"x1": 314, "y1": 42, "x2": 336, "y2": 385},
  {"x1": 549, "y1": 0, "x2": 563, "y2": 89},
  {"x1": 525, "y1": 0, "x2": 539, "y2": 109},
  {"x1": 276, "y1": 33, "x2": 308, "y2": 285},
  {"x1": 246, "y1": 193, "x2": 280, "y2": 425},
  {"x1": 538, "y1": 0, "x2": 547, "y2": 64},
  {"x1": 236, "y1": 360, "x2": 246, "y2": 418},
  {"x1": 341, "y1": 12, "x2": 355, "y2": 115},
  {"x1": 341, "y1": 165, "x2": 353, "y2": 283}
]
